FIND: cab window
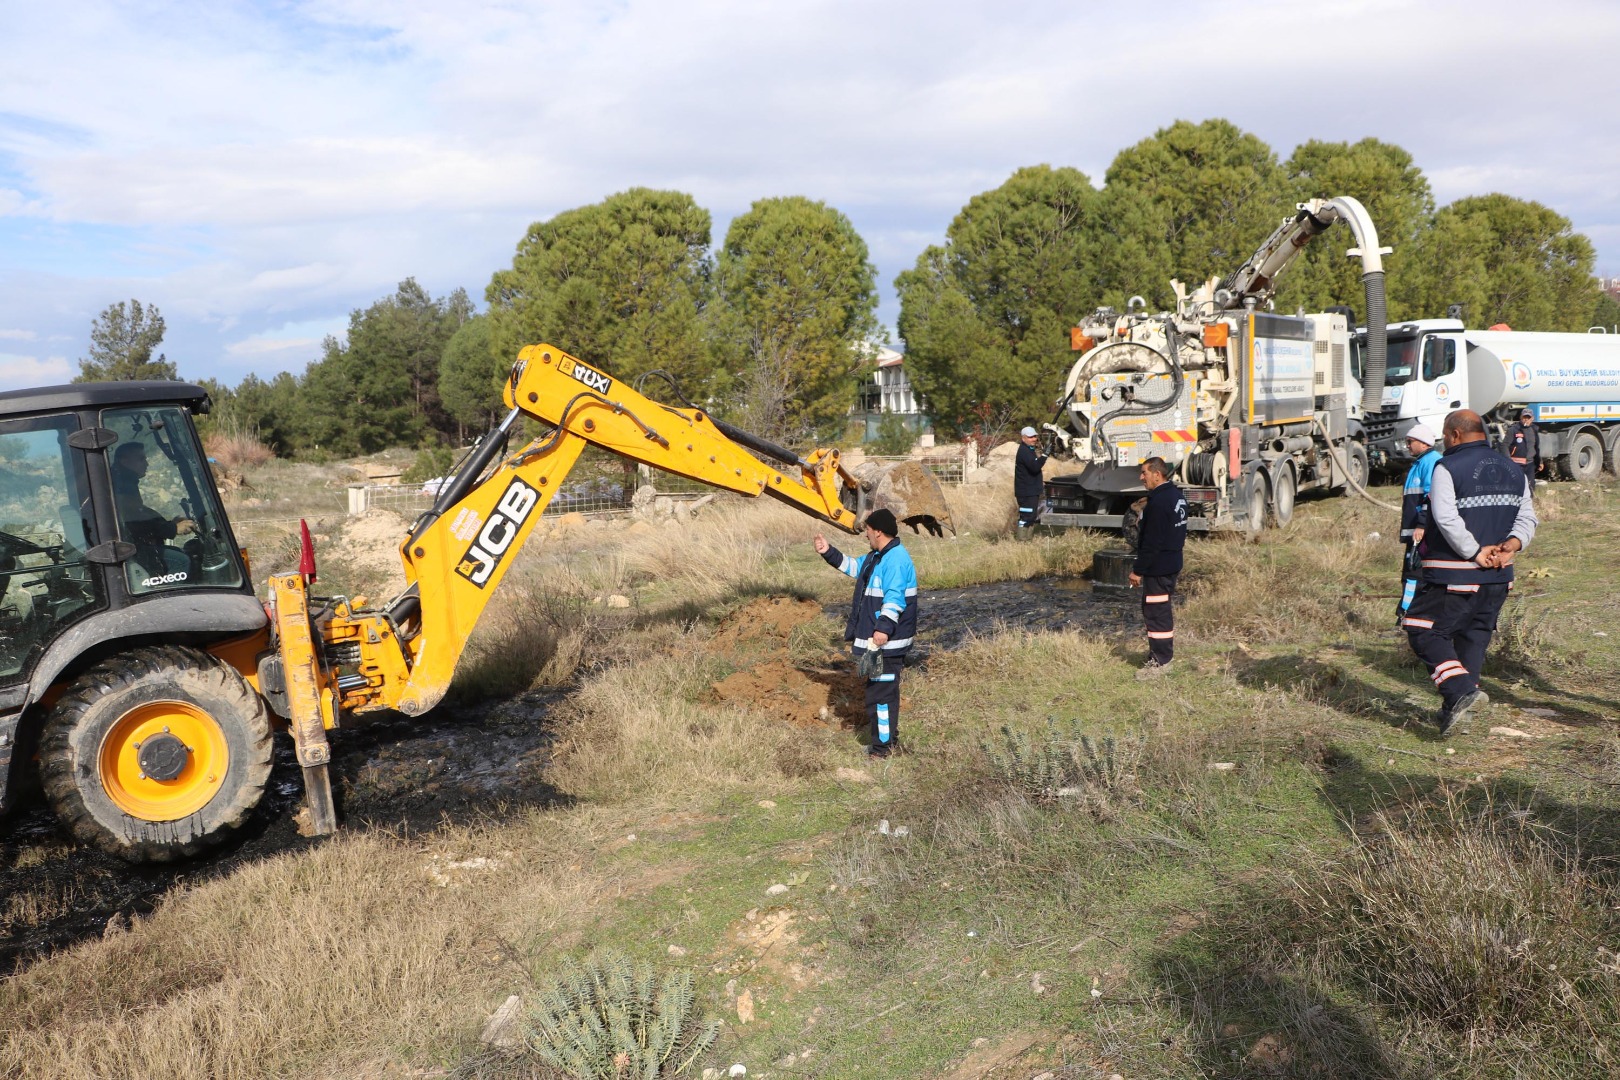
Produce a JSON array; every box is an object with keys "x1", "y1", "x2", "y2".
[
  {"x1": 1422, "y1": 336, "x2": 1456, "y2": 381},
  {"x1": 103, "y1": 406, "x2": 243, "y2": 595},
  {"x1": 0, "y1": 415, "x2": 104, "y2": 683}
]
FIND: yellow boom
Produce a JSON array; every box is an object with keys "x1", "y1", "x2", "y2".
[{"x1": 268, "y1": 344, "x2": 862, "y2": 832}]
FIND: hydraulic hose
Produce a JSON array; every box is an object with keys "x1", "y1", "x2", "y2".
[
  {"x1": 1359, "y1": 270, "x2": 1389, "y2": 414},
  {"x1": 1309, "y1": 415, "x2": 1398, "y2": 512}
]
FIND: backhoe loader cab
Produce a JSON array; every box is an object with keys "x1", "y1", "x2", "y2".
[{"x1": 0, "y1": 382, "x2": 271, "y2": 862}]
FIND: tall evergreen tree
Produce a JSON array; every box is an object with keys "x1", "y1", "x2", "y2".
[
  {"x1": 76, "y1": 299, "x2": 178, "y2": 382},
  {"x1": 713, "y1": 196, "x2": 879, "y2": 438},
  {"x1": 895, "y1": 165, "x2": 1098, "y2": 428},
  {"x1": 486, "y1": 188, "x2": 716, "y2": 394}
]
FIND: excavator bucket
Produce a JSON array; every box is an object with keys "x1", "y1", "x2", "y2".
[{"x1": 849, "y1": 460, "x2": 955, "y2": 537}]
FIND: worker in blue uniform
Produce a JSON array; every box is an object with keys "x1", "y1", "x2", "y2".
[
  {"x1": 1505, "y1": 409, "x2": 1539, "y2": 495},
  {"x1": 1402, "y1": 410, "x2": 1538, "y2": 735},
  {"x1": 1397, "y1": 423, "x2": 1442, "y2": 624},
  {"x1": 1014, "y1": 426, "x2": 1048, "y2": 529},
  {"x1": 814, "y1": 508, "x2": 919, "y2": 757},
  {"x1": 1127, "y1": 456, "x2": 1187, "y2": 679}
]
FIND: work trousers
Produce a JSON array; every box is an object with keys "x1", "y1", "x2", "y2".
[
  {"x1": 1141, "y1": 574, "x2": 1178, "y2": 664},
  {"x1": 1403, "y1": 581, "x2": 1510, "y2": 709},
  {"x1": 1016, "y1": 493, "x2": 1041, "y2": 529},
  {"x1": 860, "y1": 651, "x2": 903, "y2": 751}
]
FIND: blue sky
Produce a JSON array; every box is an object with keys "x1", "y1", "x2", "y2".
[{"x1": 1, "y1": 0, "x2": 1617, "y2": 391}]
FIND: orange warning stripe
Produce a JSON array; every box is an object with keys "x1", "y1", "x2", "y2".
[{"x1": 1150, "y1": 428, "x2": 1197, "y2": 442}]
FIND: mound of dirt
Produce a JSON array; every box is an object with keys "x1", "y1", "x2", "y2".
[{"x1": 706, "y1": 597, "x2": 868, "y2": 728}]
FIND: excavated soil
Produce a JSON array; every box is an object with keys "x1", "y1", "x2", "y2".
[
  {"x1": 708, "y1": 597, "x2": 867, "y2": 728},
  {"x1": 1, "y1": 577, "x2": 1134, "y2": 973}
]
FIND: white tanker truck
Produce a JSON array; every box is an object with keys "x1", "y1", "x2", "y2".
[
  {"x1": 1361, "y1": 320, "x2": 1620, "y2": 481},
  {"x1": 1042, "y1": 196, "x2": 1392, "y2": 534}
]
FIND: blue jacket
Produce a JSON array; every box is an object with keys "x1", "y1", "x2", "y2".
[
  {"x1": 822, "y1": 539, "x2": 919, "y2": 653},
  {"x1": 1400, "y1": 448, "x2": 1441, "y2": 542},
  {"x1": 1133, "y1": 482, "x2": 1187, "y2": 577}
]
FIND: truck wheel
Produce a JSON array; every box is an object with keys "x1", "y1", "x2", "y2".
[
  {"x1": 1270, "y1": 464, "x2": 1297, "y2": 527},
  {"x1": 39, "y1": 646, "x2": 273, "y2": 862},
  {"x1": 1332, "y1": 441, "x2": 1370, "y2": 494},
  {"x1": 1562, "y1": 432, "x2": 1603, "y2": 483},
  {"x1": 1606, "y1": 434, "x2": 1620, "y2": 476},
  {"x1": 1242, "y1": 472, "x2": 1270, "y2": 539}
]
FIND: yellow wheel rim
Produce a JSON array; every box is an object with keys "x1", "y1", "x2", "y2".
[{"x1": 98, "y1": 701, "x2": 229, "y2": 821}]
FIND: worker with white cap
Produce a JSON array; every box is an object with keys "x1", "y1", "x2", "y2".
[
  {"x1": 1398, "y1": 422, "x2": 1442, "y2": 622},
  {"x1": 1014, "y1": 426, "x2": 1047, "y2": 529}
]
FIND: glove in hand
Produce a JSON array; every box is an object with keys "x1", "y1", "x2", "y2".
[{"x1": 856, "y1": 646, "x2": 884, "y2": 679}]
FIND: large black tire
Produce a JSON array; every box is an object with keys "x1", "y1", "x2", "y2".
[
  {"x1": 1560, "y1": 431, "x2": 1603, "y2": 483},
  {"x1": 1329, "y1": 440, "x2": 1370, "y2": 495},
  {"x1": 1270, "y1": 462, "x2": 1297, "y2": 528},
  {"x1": 39, "y1": 646, "x2": 273, "y2": 862},
  {"x1": 1241, "y1": 471, "x2": 1270, "y2": 540}
]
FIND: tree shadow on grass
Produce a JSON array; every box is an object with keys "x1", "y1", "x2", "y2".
[{"x1": 1231, "y1": 651, "x2": 1432, "y2": 736}]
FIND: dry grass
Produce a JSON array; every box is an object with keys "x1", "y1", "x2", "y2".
[
  {"x1": 455, "y1": 562, "x2": 621, "y2": 699},
  {"x1": 0, "y1": 819, "x2": 620, "y2": 1079},
  {"x1": 545, "y1": 652, "x2": 838, "y2": 804},
  {"x1": 1287, "y1": 794, "x2": 1620, "y2": 1069},
  {"x1": 204, "y1": 430, "x2": 275, "y2": 470}
]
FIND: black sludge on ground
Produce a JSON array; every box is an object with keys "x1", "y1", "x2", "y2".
[{"x1": 0, "y1": 687, "x2": 570, "y2": 974}]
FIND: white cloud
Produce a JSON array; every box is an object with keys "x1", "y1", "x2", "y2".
[
  {"x1": 0, "y1": 0, "x2": 1618, "y2": 391},
  {"x1": 0, "y1": 353, "x2": 73, "y2": 386},
  {"x1": 0, "y1": 329, "x2": 38, "y2": 341}
]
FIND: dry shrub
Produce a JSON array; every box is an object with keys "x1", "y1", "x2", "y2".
[
  {"x1": 942, "y1": 480, "x2": 1016, "y2": 538},
  {"x1": 455, "y1": 563, "x2": 615, "y2": 699},
  {"x1": 204, "y1": 430, "x2": 274, "y2": 470},
  {"x1": 0, "y1": 822, "x2": 612, "y2": 1080},
  {"x1": 621, "y1": 499, "x2": 812, "y2": 603},
  {"x1": 546, "y1": 654, "x2": 802, "y2": 804},
  {"x1": 1289, "y1": 796, "x2": 1620, "y2": 1053}
]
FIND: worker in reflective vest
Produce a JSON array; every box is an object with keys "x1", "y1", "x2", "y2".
[{"x1": 1402, "y1": 410, "x2": 1537, "y2": 735}]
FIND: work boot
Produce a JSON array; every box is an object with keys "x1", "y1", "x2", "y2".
[
  {"x1": 1136, "y1": 659, "x2": 1172, "y2": 681},
  {"x1": 1437, "y1": 689, "x2": 1489, "y2": 736}
]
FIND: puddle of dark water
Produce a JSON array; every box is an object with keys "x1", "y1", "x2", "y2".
[{"x1": 910, "y1": 575, "x2": 1140, "y2": 654}]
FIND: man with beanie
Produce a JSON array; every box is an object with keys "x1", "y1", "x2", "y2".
[
  {"x1": 1403, "y1": 410, "x2": 1537, "y2": 735},
  {"x1": 1398, "y1": 423, "x2": 1442, "y2": 623},
  {"x1": 1127, "y1": 456, "x2": 1187, "y2": 679},
  {"x1": 813, "y1": 508, "x2": 919, "y2": 757},
  {"x1": 1014, "y1": 426, "x2": 1047, "y2": 529}
]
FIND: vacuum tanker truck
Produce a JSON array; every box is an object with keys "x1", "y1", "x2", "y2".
[
  {"x1": 1361, "y1": 320, "x2": 1620, "y2": 480},
  {"x1": 1041, "y1": 196, "x2": 1391, "y2": 534}
]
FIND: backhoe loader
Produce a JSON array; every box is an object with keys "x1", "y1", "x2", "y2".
[{"x1": 0, "y1": 346, "x2": 950, "y2": 861}]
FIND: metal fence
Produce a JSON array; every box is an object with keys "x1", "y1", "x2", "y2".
[
  {"x1": 859, "y1": 451, "x2": 967, "y2": 486},
  {"x1": 351, "y1": 480, "x2": 632, "y2": 518}
]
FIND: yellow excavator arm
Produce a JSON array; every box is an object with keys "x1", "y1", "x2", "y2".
[{"x1": 268, "y1": 345, "x2": 864, "y2": 833}]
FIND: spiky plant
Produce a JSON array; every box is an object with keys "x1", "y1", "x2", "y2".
[
  {"x1": 980, "y1": 718, "x2": 1141, "y2": 806},
  {"x1": 525, "y1": 951, "x2": 718, "y2": 1079}
]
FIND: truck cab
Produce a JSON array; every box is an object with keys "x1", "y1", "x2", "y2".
[{"x1": 1363, "y1": 319, "x2": 1467, "y2": 468}]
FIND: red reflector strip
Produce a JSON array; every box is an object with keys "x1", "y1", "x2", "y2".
[{"x1": 1150, "y1": 429, "x2": 1197, "y2": 442}]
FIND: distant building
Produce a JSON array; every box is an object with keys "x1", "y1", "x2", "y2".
[
  {"x1": 855, "y1": 345, "x2": 930, "y2": 440},
  {"x1": 1601, "y1": 276, "x2": 1620, "y2": 300}
]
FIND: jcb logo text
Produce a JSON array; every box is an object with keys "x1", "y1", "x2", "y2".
[{"x1": 455, "y1": 479, "x2": 540, "y2": 587}]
